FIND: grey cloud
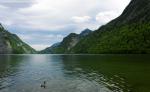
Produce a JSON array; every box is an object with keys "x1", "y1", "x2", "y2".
[{"x1": 0, "y1": 0, "x2": 35, "y2": 9}]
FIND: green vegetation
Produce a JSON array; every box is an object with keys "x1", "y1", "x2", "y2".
[
  {"x1": 0, "y1": 24, "x2": 36, "y2": 54},
  {"x1": 70, "y1": 0, "x2": 150, "y2": 54},
  {"x1": 72, "y1": 23, "x2": 150, "y2": 54}
]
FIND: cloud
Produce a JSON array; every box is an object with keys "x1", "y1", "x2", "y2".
[
  {"x1": 0, "y1": 0, "x2": 131, "y2": 30},
  {"x1": 31, "y1": 45, "x2": 51, "y2": 51},
  {"x1": 18, "y1": 34, "x2": 64, "y2": 44},
  {"x1": 17, "y1": 33, "x2": 64, "y2": 50},
  {"x1": 0, "y1": 0, "x2": 33, "y2": 3},
  {"x1": 0, "y1": 0, "x2": 34, "y2": 9},
  {"x1": 0, "y1": 0, "x2": 131, "y2": 50},
  {"x1": 71, "y1": 16, "x2": 92, "y2": 23},
  {"x1": 0, "y1": 5, "x2": 8, "y2": 9},
  {"x1": 96, "y1": 11, "x2": 119, "y2": 25}
]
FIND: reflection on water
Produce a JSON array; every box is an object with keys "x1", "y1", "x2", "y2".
[{"x1": 0, "y1": 55, "x2": 150, "y2": 92}]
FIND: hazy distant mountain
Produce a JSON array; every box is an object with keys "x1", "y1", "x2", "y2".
[
  {"x1": 0, "y1": 23, "x2": 36, "y2": 54},
  {"x1": 39, "y1": 42, "x2": 61, "y2": 54},
  {"x1": 40, "y1": 29, "x2": 92, "y2": 54}
]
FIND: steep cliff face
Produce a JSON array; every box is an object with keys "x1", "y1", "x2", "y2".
[
  {"x1": 71, "y1": 0, "x2": 150, "y2": 54},
  {"x1": 0, "y1": 23, "x2": 36, "y2": 54}
]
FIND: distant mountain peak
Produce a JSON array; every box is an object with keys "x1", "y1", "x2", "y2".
[
  {"x1": 79, "y1": 28, "x2": 92, "y2": 37},
  {"x1": 40, "y1": 28, "x2": 92, "y2": 54}
]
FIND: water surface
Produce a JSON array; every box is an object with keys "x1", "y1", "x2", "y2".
[{"x1": 0, "y1": 54, "x2": 150, "y2": 92}]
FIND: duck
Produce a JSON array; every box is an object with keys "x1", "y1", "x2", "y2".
[{"x1": 41, "y1": 81, "x2": 46, "y2": 88}]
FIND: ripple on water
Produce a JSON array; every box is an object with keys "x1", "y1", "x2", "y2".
[
  {"x1": 0, "y1": 77, "x2": 14, "y2": 91},
  {"x1": 0, "y1": 55, "x2": 133, "y2": 92},
  {"x1": 0, "y1": 76, "x2": 113, "y2": 92}
]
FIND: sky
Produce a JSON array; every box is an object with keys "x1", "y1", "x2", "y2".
[{"x1": 0, "y1": 0, "x2": 131, "y2": 51}]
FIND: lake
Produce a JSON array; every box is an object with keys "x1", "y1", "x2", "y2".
[{"x1": 0, "y1": 54, "x2": 150, "y2": 92}]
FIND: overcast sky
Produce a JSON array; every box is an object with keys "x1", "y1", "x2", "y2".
[{"x1": 0, "y1": 0, "x2": 131, "y2": 50}]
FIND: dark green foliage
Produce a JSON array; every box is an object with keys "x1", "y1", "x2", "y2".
[{"x1": 72, "y1": 23, "x2": 150, "y2": 54}]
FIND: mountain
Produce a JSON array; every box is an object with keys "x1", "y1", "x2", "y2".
[
  {"x1": 40, "y1": 29, "x2": 92, "y2": 54},
  {"x1": 71, "y1": 0, "x2": 150, "y2": 54},
  {"x1": 39, "y1": 42, "x2": 61, "y2": 54},
  {"x1": 41, "y1": 0, "x2": 150, "y2": 54},
  {"x1": 0, "y1": 23, "x2": 36, "y2": 54},
  {"x1": 79, "y1": 28, "x2": 93, "y2": 37}
]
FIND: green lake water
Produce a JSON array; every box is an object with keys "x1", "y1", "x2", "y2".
[{"x1": 0, "y1": 54, "x2": 150, "y2": 92}]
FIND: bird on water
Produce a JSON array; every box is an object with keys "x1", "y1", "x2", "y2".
[{"x1": 41, "y1": 81, "x2": 46, "y2": 88}]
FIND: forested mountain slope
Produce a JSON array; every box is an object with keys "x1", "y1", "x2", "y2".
[
  {"x1": 0, "y1": 23, "x2": 36, "y2": 54},
  {"x1": 71, "y1": 0, "x2": 150, "y2": 54}
]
